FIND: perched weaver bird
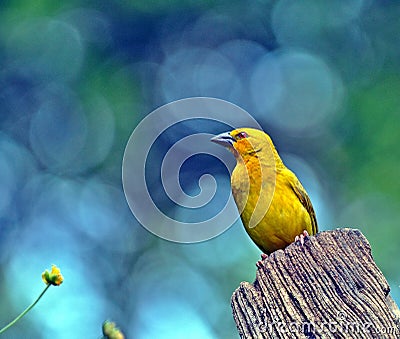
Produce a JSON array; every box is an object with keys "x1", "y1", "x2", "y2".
[{"x1": 211, "y1": 128, "x2": 317, "y2": 256}]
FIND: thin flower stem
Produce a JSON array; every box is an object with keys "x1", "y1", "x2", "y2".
[{"x1": 0, "y1": 284, "x2": 51, "y2": 334}]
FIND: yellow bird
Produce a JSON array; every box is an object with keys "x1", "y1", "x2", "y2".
[{"x1": 211, "y1": 127, "x2": 317, "y2": 255}]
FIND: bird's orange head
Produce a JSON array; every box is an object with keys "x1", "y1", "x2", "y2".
[{"x1": 211, "y1": 127, "x2": 281, "y2": 165}]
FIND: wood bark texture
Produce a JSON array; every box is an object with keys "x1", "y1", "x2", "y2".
[{"x1": 231, "y1": 228, "x2": 400, "y2": 338}]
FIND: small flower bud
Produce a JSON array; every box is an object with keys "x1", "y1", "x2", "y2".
[
  {"x1": 42, "y1": 265, "x2": 64, "y2": 286},
  {"x1": 102, "y1": 320, "x2": 125, "y2": 339}
]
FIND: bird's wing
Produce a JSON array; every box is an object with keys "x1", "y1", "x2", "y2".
[{"x1": 285, "y1": 169, "x2": 318, "y2": 235}]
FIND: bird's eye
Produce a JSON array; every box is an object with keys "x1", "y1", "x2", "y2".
[{"x1": 236, "y1": 131, "x2": 248, "y2": 140}]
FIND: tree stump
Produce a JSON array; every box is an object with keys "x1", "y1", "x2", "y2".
[{"x1": 231, "y1": 228, "x2": 400, "y2": 338}]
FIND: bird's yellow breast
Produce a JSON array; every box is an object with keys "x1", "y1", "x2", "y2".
[{"x1": 231, "y1": 158, "x2": 315, "y2": 254}]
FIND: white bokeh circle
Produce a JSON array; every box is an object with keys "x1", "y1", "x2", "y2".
[{"x1": 122, "y1": 97, "x2": 263, "y2": 243}]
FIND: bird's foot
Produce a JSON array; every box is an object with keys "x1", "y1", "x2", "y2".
[
  {"x1": 295, "y1": 230, "x2": 309, "y2": 246},
  {"x1": 256, "y1": 253, "x2": 268, "y2": 268}
]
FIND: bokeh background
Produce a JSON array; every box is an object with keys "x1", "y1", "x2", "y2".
[{"x1": 1, "y1": 1, "x2": 399, "y2": 338}]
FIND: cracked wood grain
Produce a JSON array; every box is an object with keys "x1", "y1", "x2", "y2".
[{"x1": 231, "y1": 229, "x2": 400, "y2": 338}]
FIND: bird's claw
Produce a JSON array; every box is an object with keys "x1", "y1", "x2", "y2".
[
  {"x1": 256, "y1": 253, "x2": 268, "y2": 268},
  {"x1": 295, "y1": 230, "x2": 309, "y2": 246}
]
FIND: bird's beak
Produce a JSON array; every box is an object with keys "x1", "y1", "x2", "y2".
[{"x1": 210, "y1": 132, "x2": 236, "y2": 148}]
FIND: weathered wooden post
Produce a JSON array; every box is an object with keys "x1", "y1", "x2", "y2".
[{"x1": 231, "y1": 229, "x2": 400, "y2": 338}]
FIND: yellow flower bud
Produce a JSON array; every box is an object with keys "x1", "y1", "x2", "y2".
[
  {"x1": 41, "y1": 265, "x2": 64, "y2": 286},
  {"x1": 102, "y1": 320, "x2": 125, "y2": 339}
]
